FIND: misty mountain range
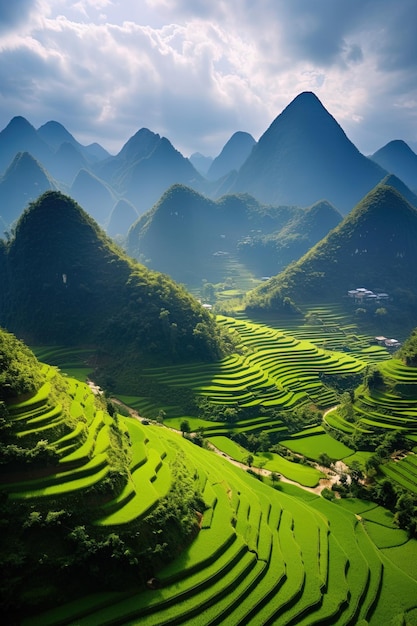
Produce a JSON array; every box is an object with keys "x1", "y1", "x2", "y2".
[{"x1": 1, "y1": 91, "x2": 417, "y2": 241}]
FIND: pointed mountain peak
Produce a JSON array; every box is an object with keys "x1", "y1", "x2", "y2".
[
  {"x1": 5, "y1": 116, "x2": 36, "y2": 132},
  {"x1": 232, "y1": 91, "x2": 386, "y2": 212},
  {"x1": 207, "y1": 131, "x2": 256, "y2": 180},
  {"x1": 370, "y1": 140, "x2": 417, "y2": 190},
  {"x1": 248, "y1": 183, "x2": 417, "y2": 310},
  {"x1": 372, "y1": 139, "x2": 416, "y2": 158},
  {"x1": 117, "y1": 127, "x2": 160, "y2": 161},
  {"x1": 37, "y1": 120, "x2": 77, "y2": 149},
  {"x1": 288, "y1": 91, "x2": 324, "y2": 108}
]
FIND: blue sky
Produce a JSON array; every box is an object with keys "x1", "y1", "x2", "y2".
[{"x1": 0, "y1": 0, "x2": 416, "y2": 157}]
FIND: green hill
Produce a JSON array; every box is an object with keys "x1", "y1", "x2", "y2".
[
  {"x1": 247, "y1": 184, "x2": 417, "y2": 319},
  {"x1": 0, "y1": 330, "x2": 206, "y2": 622},
  {"x1": 126, "y1": 184, "x2": 341, "y2": 287},
  {"x1": 0, "y1": 191, "x2": 226, "y2": 368}
]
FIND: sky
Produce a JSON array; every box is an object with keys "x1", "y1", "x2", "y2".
[{"x1": 0, "y1": 0, "x2": 416, "y2": 157}]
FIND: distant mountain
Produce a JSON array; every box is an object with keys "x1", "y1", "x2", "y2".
[
  {"x1": 239, "y1": 200, "x2": 342, "y2": 276},
  {"x1": 38, "y1": 120, "x2": 82, "y2": 152},
  {"x1": 0, "y1": 152, "x2": 58, "y2": 228},
  {"x1": 189, "y1": 152, "x2": 213, "y2": 176},
  {"x1": 84, "y1": 141, "x2": 111, "y2": 161},
  {"x1": 126, "y1": 184, "x2": 341, "y2": 286},
  {"x1": 38, "y1": 120, "x2": 110, "y2": 163},
  {"x1": 107, "y1": 198, "x2": 138, "y2": 238},
  {"x1": 0, "y1": 116, "x2": 53, "y2": 173},
  {"x1": 0, "y1": 191, "x2": 224, "y2": 364},
  {"x1": 247, "y1": 184, "x2": 417, "y2": 311},
  {"x1": 379, "y1": 174, "x2": 417, "y2": 209},
  {"x1": 370, "y1": 140, "x2": 417, "y2": 192},
  {"x1": 49, "y1": 141, "x2": 89, "y2": 185},
  {"x1": 207, "y1": 131, "x2": 256, "y2": 180},
  {"x1": 231, "y1": 92, "x2": 387, "y2": 213},
  {"x1": 95, "y1": 128, "x2": 204, "y2": 214},
  {"x1": 70, "y1": 168, "x2": 116, "y2": 225}
]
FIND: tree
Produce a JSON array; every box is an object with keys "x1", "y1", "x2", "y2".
[
  {"x1": 270, "y1": 471, "x2": 280, "y2": 485},
  {"x1": 394, "y1": 493, "x2": 416, "y2": 533},
  {"x1": 318, "y1": 452, "x2": 332, "y2": 467},
  {"x1": 373, "y1": 478, "x2": 397, "y2": 509},
  {"x1": 258, "y1": 431, "x2": 271, "y2": 453},
  {"x1": 245, "y1": 454, "x2": 254, "y2": 468},
  {"x1": 180, "y1": 419, "x2": 191, "y2": 437}
]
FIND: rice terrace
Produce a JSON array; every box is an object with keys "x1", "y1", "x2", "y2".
[{"x1": 3, "y1": 300, "x2": 417, "y2": 625}]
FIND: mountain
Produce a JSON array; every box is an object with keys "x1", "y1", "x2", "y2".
[
  {"x1": 370, "y1": 140, "x2": 417, "y2": 191},
  {"x1": 126, "y1": 184, "x2": 341, "y2": 286},
  {"x1": 189, "y1": 152, "x2": 213, "y2": 175},
  {"x1": 247, "y1": 184, "x2": 417, "y2": 311},
  {"x1": 379, "y1": 174, "x2": 417, "y2": 209},
  {"x1": 70, "y1": 168, "x2": 116, "y2": 225},
  {"x1": 207, "y1": 131, "x2": 256, "y2": 180},
  {"x1": 37, "y1": 120, "x2": 82, "y2": 152},
  {"x1": 50, "y1": 141, "x2": 89, "y2": 185},
  {"x1": 0, "y1": 152, "x2": 58, "y2": 228},
  {"x1": 38, "y1": 120, "x2": 110, "y2": 163},
  {"x1": 0, "y1": 116, "x2": 53, "y2": 173},
  {"x1": 95, "y1": 128, "x2": 204, "y2": 214},
  {"x1": 231, "y1": 92, "x2": 387, "y2": 213},
  {"x1": 84, "y1": 141, "x2": 111, "y2": 161},
  {"x1": 107, "y1": 198, "x2": 138, "y2": 238},
  {"x1": 0, "y1": 191, "x2": 225, "y2": 365},
  {"x1": 239, "y1": 199, "x2": 342, "y2": 276}
]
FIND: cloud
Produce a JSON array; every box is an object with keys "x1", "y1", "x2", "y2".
[
  {"x1": 0, "y1": 0, "x2": 416, "y2": 157},
  {"x1": 0, "y1": 0, "x2": 44, "y2": 32}
]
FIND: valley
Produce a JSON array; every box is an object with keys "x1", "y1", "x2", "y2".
[{"x1": 1, "y1": 90, "x2": 417, "y2": 625}]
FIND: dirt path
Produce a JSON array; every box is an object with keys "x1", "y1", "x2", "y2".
[
  {"x1": 89, "y1": 381, "x2": 343, "y2": 497},
  {"x1": 206, "y1": 441, "x2": 342, "y2": 495}
]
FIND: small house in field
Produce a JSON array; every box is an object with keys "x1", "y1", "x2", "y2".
[
  {"x1": 375, "y1": 336, "x2": 387, "y2": 345},
  {"x1": 385, "y1": 338, "x2": 401, "y2": 349},
  {"x1": 347, "y1": 288, "x2": 389, "y2": 304}
]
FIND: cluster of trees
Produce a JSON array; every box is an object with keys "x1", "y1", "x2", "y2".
[
  {"x1": 0, "y1": 329, "x2": 45, "y2": 401},
  {"x1": 397, "y1": 326, "x2": 417, "y2": 366}
]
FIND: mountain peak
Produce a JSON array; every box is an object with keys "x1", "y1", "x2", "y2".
[
  {"x1": 207, "y1": 131, "x2": 256, "y2": 180},
  {"x1": 37, "y1": 120, "x2": 77, "y2": 149},
  {"x1": 231, "y1": 91, "x2": 386, "y2": 212},
  {"x1": 6, "y1": 116, "x2": 35, "y2": 132}
]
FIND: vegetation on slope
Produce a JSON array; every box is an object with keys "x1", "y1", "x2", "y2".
[
  {"x1": 0, "y1": 191, "x2": 229, "y2": 367},
  {"x1": 126, "y1": 184, "x2": 342, "y2": 287},
  {"x1": 397, "y1": 327, "x2": 417, "y2": 366},
  {"x1": 0, "y1": 330, "x2": 205, "y2": 622},
  {"x1": 246, "y1": 184, "x2": 417, "y2": 322}
]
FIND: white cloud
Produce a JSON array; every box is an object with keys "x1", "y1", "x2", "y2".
[{"x1": 0, "y1": 0, "x2": 416, "y2": 156}]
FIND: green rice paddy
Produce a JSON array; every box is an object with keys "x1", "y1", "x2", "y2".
[{"x1": 4, "y1": 353, "x2": 417, "y2": 625}]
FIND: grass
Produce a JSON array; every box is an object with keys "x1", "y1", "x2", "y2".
[
  {"x1": 280, "y1": 432, "x2": 354, "y2": 461},
  {"x1": 13, "y1": 312, "x2": 417, "y2": 625}
]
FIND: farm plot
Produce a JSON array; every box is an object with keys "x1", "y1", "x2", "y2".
[
  {"x1": 280, "y1": 431, "x2": 355, "y2": 462},
  {"x1": 140, "y1": 316, "x2": 366, "y2": 422},
  {"x1": 51, "y1": 442, "x2": 417, "y2": 624},
  {"x1": 21, "y1": 413, "x2": 417, "y2": 626}
]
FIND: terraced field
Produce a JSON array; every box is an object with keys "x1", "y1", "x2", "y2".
[
  {"x1": 141, "y1": 316, "x2": 368, "y2": 419},
  {"x1": 4, "y1": 364, "x2": 417, "y2": 625},
  {"x1": 2, "y1": 369, "x2": 172, "y2": 521},
  {"x1": 25, "y1": 422, "x2": 417, "y2": 626}
]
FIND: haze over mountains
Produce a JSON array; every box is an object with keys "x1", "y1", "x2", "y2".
[
  {"x1": 0, "y1": 91, "x2": 416, "y2": 244},
  {"x1": 126, "y1": 184, "x2": 342, "y2": 286}
]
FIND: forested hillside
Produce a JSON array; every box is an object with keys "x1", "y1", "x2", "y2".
[
  {"x1": 247, "y1": 184, "x2": 417, "y2": 323},
  {"x1": 0, "y1": 192, "x2": 228, "y2": 367}
]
